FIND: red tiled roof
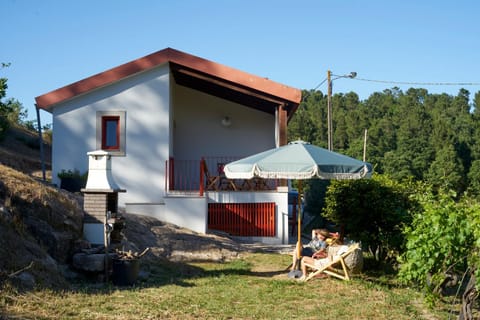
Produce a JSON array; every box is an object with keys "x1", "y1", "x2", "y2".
[{"x1": 35, "y1": 47, "x2": 302, "y2": 111}]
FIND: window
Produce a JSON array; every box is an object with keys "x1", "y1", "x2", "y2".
[
  {"x1": 102, "y1": 116, "x2": 120, "y2": 150},
  {"x1": 96, "y1": 111, "x2": 126, "y2": 156}
]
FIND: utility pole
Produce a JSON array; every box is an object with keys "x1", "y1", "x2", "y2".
[
  {"x1": 326, "y1": 70, "x2": 357, "y2": 151},
  {"x1": 327, "y1": 70, "x2": 333, "y2": 151}
]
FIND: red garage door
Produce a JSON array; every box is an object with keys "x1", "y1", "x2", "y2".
[{"x1": 208, "y1": 202, "x2": 275, "y2": 237}]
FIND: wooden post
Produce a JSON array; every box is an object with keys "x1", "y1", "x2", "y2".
[
  {"x1": 296, "y1": 181, "x2": 303, "y2": 260},
  {"x1": 104, "y1": 211, "x2": 110, "y2": 282},
  {"x1": 278, "y1": 104, "x2": 288, "y2": 147},
  {"x1": 327, "y1": 70, "x2": 333, "y2": 151},
  {"x1": 363, "y1": 129, "x2": 368, "y2": 162},
  {"x1": 199, "y1": 158, "x2": 205, "y2": 196},
  {"x1": 168, "y1": 157, "x2": 175, "y2": 190},
  {"x1": 278, "y1": 104, "x2": 288, "y2": 187}
]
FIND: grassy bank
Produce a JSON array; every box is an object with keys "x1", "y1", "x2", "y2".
[{"x1": 1, "y1": 253, "x2": 455, "y2": 319}]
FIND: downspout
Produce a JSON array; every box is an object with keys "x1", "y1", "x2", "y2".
[{"x1": 35, "y1": 104, "x2": 46, "y2": 182}]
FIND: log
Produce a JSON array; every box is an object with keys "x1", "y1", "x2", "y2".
[{"x1": 458, "y1": 272, "x2": 478, "y2": 320}]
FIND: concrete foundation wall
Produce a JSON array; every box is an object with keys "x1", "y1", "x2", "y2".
[{"x1": 126, "y1": 195, "x2": 207, "y2": 234}]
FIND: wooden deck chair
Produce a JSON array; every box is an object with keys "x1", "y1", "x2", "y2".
[
  {"x1": 303, "y1": 243, "x2": 361, "y2": 281},
  {"x1": 217, "y1": 163, "x2": 237, "y2": 190},
  {"x1": 201, "y1": 159, "x2": 219, "y2": 191}
]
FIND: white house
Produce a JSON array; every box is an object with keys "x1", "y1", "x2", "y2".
[{"x1": 35, "y1": 48, "x2": 302, "y2": 244}]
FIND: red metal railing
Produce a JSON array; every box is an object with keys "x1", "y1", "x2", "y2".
[
  {"x1": 166, "y1": 157, "x2": 278, "y2": 194},
  {"x1": 208, "y1": 202, "x2": 276, "y2": 237},
  {"x1": 165, "y1": 158, "x2": 202, "y2": 192}
]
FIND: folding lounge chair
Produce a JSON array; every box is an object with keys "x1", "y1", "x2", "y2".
[{"x1": 303, "y1": 243, "x2": 361, "y2": 281}]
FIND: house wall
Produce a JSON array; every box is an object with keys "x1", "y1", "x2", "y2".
[
  {"x1": 50, "y1": 64, "x2": 288, "y2": 242},
  {"x1": 172, "y1": 85, "x2": 276, "y2": 162},
  {"x1": 51, "y1": 64, "x2": 171, "y2": 206}
]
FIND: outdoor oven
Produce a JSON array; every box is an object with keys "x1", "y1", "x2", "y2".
[{"x1": 81, "y1": 150, "x2": 126, "y2": 245}]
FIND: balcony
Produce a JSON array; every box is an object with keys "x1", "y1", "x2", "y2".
[{"x1": 165, "y1": 156, "x2": 278, "y2": 195}]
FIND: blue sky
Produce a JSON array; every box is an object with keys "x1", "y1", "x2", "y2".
[{"x1": 2, "y1": 0, "x2": 480, "y2": 124}]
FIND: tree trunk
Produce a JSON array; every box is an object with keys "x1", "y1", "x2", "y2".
[{"x1": 458, "y1": 271, "x2": 477, "y2": 320}]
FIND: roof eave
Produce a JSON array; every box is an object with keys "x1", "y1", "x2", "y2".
[{"x1": 35, "y1": 47, "x2": 301, "y2": 112}]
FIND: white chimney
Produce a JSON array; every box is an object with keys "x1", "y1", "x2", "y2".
[{"x1": 84, "y1": 150, "x2": 122, "y2": 191}]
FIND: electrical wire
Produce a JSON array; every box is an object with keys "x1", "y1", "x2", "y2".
[
  {"x1": 305, "y1": 74, "x2": 480, "y2": 102},
  {"x1": 352, "y1": 77, "x2": 480, "y2": 86},
  {"x1": 312, "y1": 78, "x2": 328, "y2": 91}
]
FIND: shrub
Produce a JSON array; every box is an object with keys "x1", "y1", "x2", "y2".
[
  {"x1": 322, "y1": 174, "x2": 417, "y2": 262},
  {"x1": 398, "y1": 189, "x2": 480, "y2": 302},
  {"x1": 0, "y1": 115, "x2": 9, "y2": 141}
]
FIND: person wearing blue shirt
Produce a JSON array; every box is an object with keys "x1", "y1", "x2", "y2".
[{"x1": 290, "y1": 228, "x2": 330, "y2": 271}]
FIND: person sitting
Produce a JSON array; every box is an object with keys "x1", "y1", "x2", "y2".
[
  {"x1": 298, "y1": 252, "x2": 330, "y2": 281},
  {"x1": 299, "y1": 242, "x2": 356, "y2": 281},
  {"x1": 291, "y1": 228, "x2": 331, "y2": 271}
]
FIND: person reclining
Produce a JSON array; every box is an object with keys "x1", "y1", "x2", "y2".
[
  {"x1": 291, "y1": 228, "x2": 331, "y2": 271},
  {"x1": 299, "y1": 243, "x2": 357, "y2": 281}
]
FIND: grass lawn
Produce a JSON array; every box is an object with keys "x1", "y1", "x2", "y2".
[{"x1": 1, "y1": 253, "x2": 457, "y2": 319}]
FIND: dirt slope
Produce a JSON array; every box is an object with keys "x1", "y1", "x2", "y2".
[
  {"x1": 0, "y1": 125, "x2": 262, "y2": 290},
  {"x1": 0, "y1": 125, "x2": 51, "y2": 179},
  {"x1": 0, "y1": 164, "x2": 83, "y2": 288}
]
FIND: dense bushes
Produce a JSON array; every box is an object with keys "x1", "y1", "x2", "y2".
[
  {"x1": 321, "y1": 174, "x2": 416, "y2": 262},
  {"x1": 320, "y1": 174, "x2": 479, "y2": 311},
  {"x1": 398, "y1": 189, "x2": 480, "y2": 302}
]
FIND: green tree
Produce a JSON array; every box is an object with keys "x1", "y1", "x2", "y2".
[
  {"x1": 394, "y1": 88, "x2": 434, "y2": 180},
  {"x1": 0, "y1": 68, "x2": 10, "y2": 138},
  {"x1": 473, "y1": 91, "x2": 480, "y2": 116},
  {"x1": 288, "y1": 90, "x2": 324, "y2": 146},
  {"x1": 359, "y1": 89, "x2": 400, "y2": 172},
  {"x1": 467, "y1": 160, "x2": 480, "y2": 198},
  {"x1": 0, "y1": 63, "x2": 28, "y2": 138},
  {"x1": 332, "y1": 91, "x2": 361, "y2": 151},
  {"x1": 425, "y1": 144, "x2": 465, "y2": 193},
  {"x1": 365, "y1": 118, "x2": 396, "y2": 173}
]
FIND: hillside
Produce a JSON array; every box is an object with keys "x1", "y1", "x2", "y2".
[
  {"x1": 0, "y1": 126, "x2": 83, "y2": 288},
  {"x1": 0, "y1": 125, "x2": 51, "y2": 179},
  {"x1": 0, "y1": 126, "x2": 256, "y2": 290}
]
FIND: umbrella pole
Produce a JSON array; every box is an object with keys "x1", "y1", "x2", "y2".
[
  {"x1": 296, "y1": 180, "x2": 302, "y2": 261},
  {"x1": 288, "y1": 181, "x2": 304, "y2": 278}
]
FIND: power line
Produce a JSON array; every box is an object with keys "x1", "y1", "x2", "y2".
[
  {"x1": 312, "y1": 78, "x2": 328, "y2": 91},
  {"x1": 352, "y1": 77, "x2": 480, "y2": 86}
]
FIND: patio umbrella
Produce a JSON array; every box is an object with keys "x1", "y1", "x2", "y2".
[{"x1": 223, "y1": 140, "x2": 373, "y2": 277}]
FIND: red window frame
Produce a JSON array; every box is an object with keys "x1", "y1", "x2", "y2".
[{"x1": 101, "y1": 116, "x2": 120, "y2": 150}]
